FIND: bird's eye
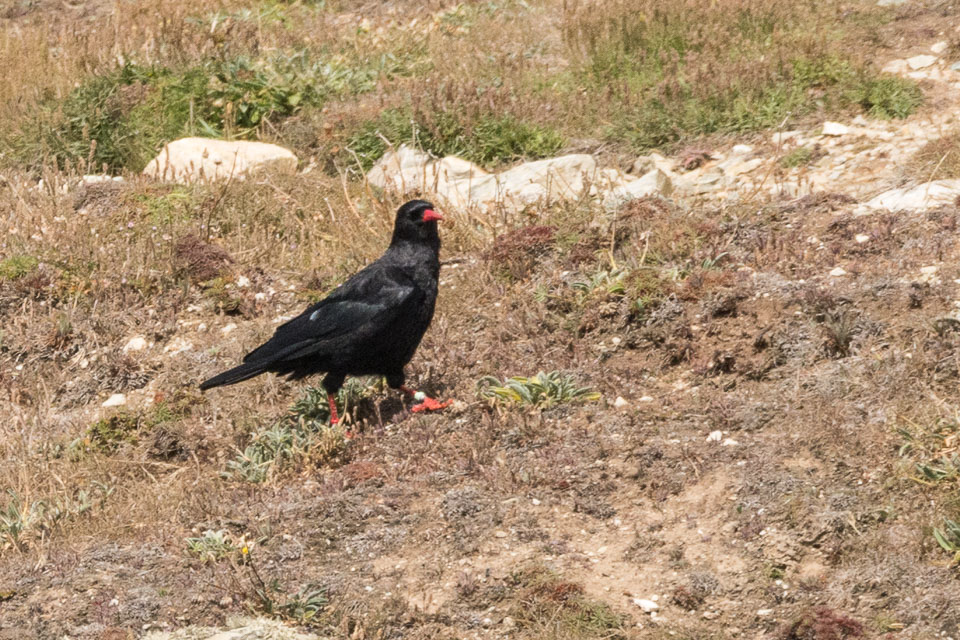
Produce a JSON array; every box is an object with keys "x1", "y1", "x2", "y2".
[{"x1": 410, "y1": 210, "x2": 421, "y2": 221}]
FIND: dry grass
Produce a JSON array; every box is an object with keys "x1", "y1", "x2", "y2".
[{"x1": 2, "y1": 1, "x2": 960, "y2": 638}]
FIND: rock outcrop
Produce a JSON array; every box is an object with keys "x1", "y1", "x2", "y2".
[{"x1": 144, "y1": 138, "x2": 298, "y2": 184}]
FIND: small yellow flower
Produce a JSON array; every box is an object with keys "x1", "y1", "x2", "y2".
[{"x1": 241, "y1": 546, "x2": 249, "y2": 555}]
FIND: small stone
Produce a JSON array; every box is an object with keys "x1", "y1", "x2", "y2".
[
  {"x1": 221, "y1": 323, "x2": 238, "y2": 335},
  {"x1": 822, "y1": 121, "x2": 849, "y2": 136},
  {"x1": 122, "y1": 336, "x2": 147, "y2": 353},
  {"x1": 882, "y1": 59, "x2": 908, "y2": 74},
  {"x1": 829, "y1": 267, "x2": 848, "y2": 277},
  {"x1": 236, "y1": 275, "x2": 251, "y2": 288},
  {"x1": 531, "y1": 498, "x2": 541, "y2": 506},
  {"x1": 614, "y1": 396, "x2": 630, "y2": 409},
  {"x1": 855, "y1": 234, "x2": 870, "y2": 244},
  {"x1": 634, "y1": 598, "x2": 659, "y2": 613},
  {"x1": 494, "y1": 530, "x2": 508, "y2": 538},
  {"x1": 932, "y1": 41, "x2": 949, "y2": 54},
  {"x1": 502, "y1": 616, "x2": 517, "y2": 630},
  {"x1": 722, "y1": 438, "x2": 740, "y2": 447},
  {"x1": 482, "y1": 617, "x2": 493, "y2": 627},
  {"x1": 907, "y1": 54, "x2": 937, "y2": 70},
  {"x1": 706, "y1": 430, "x2": 723, "y2": 443},
  {"x1": 102, "y1": 393, "x2": 126, "y2": 408},
  {"x1": 639, "y1": 396, "x2": 654, "y2": 403},
  {"x1": 732, "y1": 144, "x2": 753, "y2": 155},
  {"x1": 757, "y1": 609, "x2": 774, "y2": 616}
]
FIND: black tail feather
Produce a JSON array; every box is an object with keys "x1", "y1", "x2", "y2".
[{"x1": 199, "y1": 361, "x2": 270, "y2": 391}]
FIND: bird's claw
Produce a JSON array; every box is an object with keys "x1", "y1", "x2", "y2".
[{"x1": 410, "y1": 397, "x2": 453, "y2": 413}]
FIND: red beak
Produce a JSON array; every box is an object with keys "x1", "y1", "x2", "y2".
[{"x1": 423, "y1": 209, "x2": 443, "y2": 222}]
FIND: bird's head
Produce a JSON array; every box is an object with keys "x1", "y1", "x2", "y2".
[{"x1": 391, "y1": 199, "x2": 443, "y2": 245}]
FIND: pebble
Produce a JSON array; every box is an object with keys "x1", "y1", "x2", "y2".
[
  {"x1": 236, "y1": 275, "x2": 251, "y2": 288},
  {"x1": 706, "y1": 430, "x2": 723, "y2": 442},
  {"x1": 932, "y1": 41, "x2": 949, "y2": 54},
  {"x1": 221, "y1": 323, "x2": 238, "y2": 335},
  {"x1": 614, "y1": 396, "x2": 629, "y2": 409},
  {"x1": 732, "y1": 144, "x2": 753, "y2": 155},
  {"x1": 102, "y1": 393, "x2": 126, "y2": 408},
  {"x1": 907, "y1": 54, "x2": 937, "y2": 70},
  {"x1": 855, "y1": 234, "x2": 870, "y2": 244},
  {"x1": 634, "y1": 598, "x2": 659, "y2": 613},
  {"x1": 757, "y1": 609, "x2": 774, "y2": 616},
  {"x1": 502, "y1": 616, "x2": 516, "y2": 630},
  {"x1": 494, "y1": 531, "x2": 507, "y2": 538},
  {"x1": 829, "y1": 267, "x2": 848, "y2": 277},
  {"x1": 122, "y1": 336, "x2": 147, "y2": 353},
  {"x1": 639, "y1": 396, "x2": 654, "y2": 403},
  {"x1": 822, "y1": 121, "x2": 849, "y2": 136}
]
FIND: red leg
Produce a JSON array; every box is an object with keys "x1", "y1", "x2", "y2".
[
  {"x1": 399, "y1": 386, "x2": 453, "y2": 413},
  {"x1": 327, "y1": 393, "x2": 339, "y2": 425}
]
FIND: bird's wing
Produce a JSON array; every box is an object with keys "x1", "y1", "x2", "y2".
[{"x1": 241, "y1": 264, "x2": 420, "y2": 365}]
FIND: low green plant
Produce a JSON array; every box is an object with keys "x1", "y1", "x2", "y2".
[
  {"x1": 0, "y1": 485, "x2": 112, "y2": 552},
  {"x1": 0, "y1": 255, "x2": 39, "y2": 280},
  {"x1": 222, "y1": 381, "x2": 373, "y2": 482},
  {"x1": 477, "y1": 371, "x2": 601, "y2": 407},
  {"x1": 14, "y1": 50, "x2": 385, "y2": 172},
  {"x1": 933, "y1": 518, "x2": 960, "y2": 564},
  {"x1": 852, "y1": 76, "x2": 924, "y2": 119},
  {"x1": 346, "y1": 109, "x2": 564, "y2": 170},
  {"x1": 275, "y1": 584, "x2": 328, "y2": 624},
  {"x1": 186, "y1": 529, "x2": 240, "y2": 564},
  {"x1": 781, "y1": 146, "x2": 813, "y2": 168}
]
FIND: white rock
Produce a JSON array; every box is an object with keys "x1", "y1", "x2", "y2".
[
  {"x1": 122, "y1": 336, "x2": 147, "y2": 353},
  {"x1": 603, "y1": 169, "x2": 673, "y2": 210},
  {"x1": 757, "y1": 609, "x2": 774, "y2": 616},
  {"x1": 102, "y1": 393, "x2": 127, "y2": 408},
  {"x1": 236, "y1": 275, "x2": 251, "y2": 288},
  {"x1": 829, "y1": 267, "x2": 848, "y2": 277},
  {"x1": 855, "y1": 234, "x2": 871, "y2": 243},
  {"x1": 932, "y1": 41, "x2": 949, "y2": 54},
  {"x1": 163, "y1": 337, "x2": 194, "y2": 355},
  {"x1": 81, "y1": 174, "x2": 124, "y2": 185},
  {"x1": 731, "y1": 144, "x2": 753, "y2": 155},
  {"x1": 144, "y1": 138, "x2": 298, "y2": 184},
  {"x1": 634, "y1": 599, "x2": 659, "y2": 613},
  {"x1": 721, "y1": 438, "x2": 740, "y2": 447},
  {"x1": 706, "y1": 430, "x2": 723, "y2": 442},
  {"x1": 822, "y1": 121, "x2": 849, "y2": 136},
  {"x1": 221, "y1": 323, "x2": 238, "y2": 335},
  {"x1": 639, "y1": 395, "x2": 654, "y2": 403},
  {"x1": 614, "y1": 396, "x2": 629, "y2": 409},
  {"x1": 876, "y1": 0, "x2": 907, "y2": 5},
  {"x1": 907, "y1": 54, "x2": 937, "y2": 70},
  {"x1": 882, "y1": 59, "x2": 909, "y2": 74},
  {"x1": 864, "y1": 180, "x2": 960, "y2": 212},
  {"x1": 368, "y1": 147, "x2": 602, "y2": 211}
]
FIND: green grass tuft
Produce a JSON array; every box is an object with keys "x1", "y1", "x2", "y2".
[
  {"x1": 346, "y1": 109, "x2": 564, "y2": 170},
  {"x1": 0, "y1": 255, "x2": 39, "y2": 281}
]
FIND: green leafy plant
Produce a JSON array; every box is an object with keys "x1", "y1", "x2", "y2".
[
  {"x1": 186, "y1": 529, "x2": 241, "y2": 563},
  {"x1": 346, "y1": 109, "x2": 564, "y2": 170},
  {"x1": 222, "y1": 381, "x2": 375, "y2": 482},
  {"x1": 477, "y1": 371, "x2": 601, "y2": 407},
  {"x1": 0, "y1": 255, "x2": 39, "y2": 281},
  {"x1": 933, "y1": 518, "x2": 960, "y2": 564}
]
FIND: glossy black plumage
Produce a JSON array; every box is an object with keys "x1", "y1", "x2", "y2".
[{"x1": 199, "y1": 200, "x2": 441, "y2": 396}]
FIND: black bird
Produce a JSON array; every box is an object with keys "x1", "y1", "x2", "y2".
[{"x1": 199, "y1": 199, "x2": 451, "y2": 425}]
